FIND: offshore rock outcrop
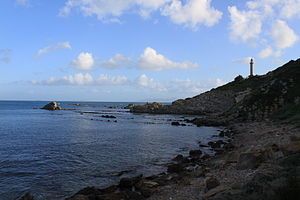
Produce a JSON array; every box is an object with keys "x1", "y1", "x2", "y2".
[{"x1": 41, "y1": 101, "x2": 62, "y2": 111}]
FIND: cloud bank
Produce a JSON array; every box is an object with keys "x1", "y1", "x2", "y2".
[
  {"x1": 71, "y1": 47, "x2": 198, "y2": 71},
  {"x1": 59, "y1": 0, "x2": 222, "y2": 29},
  {"x1": 228, "y1": 0, "x2": 300, "y2": 58}
]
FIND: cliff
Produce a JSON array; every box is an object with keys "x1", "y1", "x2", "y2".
[{"x1": 130, "y1": 59, "x2": 300, "y2": 122}]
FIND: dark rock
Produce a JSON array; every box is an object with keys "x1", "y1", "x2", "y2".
[
  {"x1": 200, "y1": 144, "x2": 209, "y2": 147},
  {"x1": 189, "y1": 150, "x2": 202, "y2": 157},
  {"x1": 119, "y1": 174, "x2": 143, "y2": 190},
  {"x1": 202, "y1": 154, "x2": 211, "y2": 160},
  {"x1": 223, "y1": 142, "x2": 235, "y2": 150},
  {"x1": 73, "y1": 186, "x2": 102, "y2": 196},
  {"x1": 41, "y1": 102, "x2": 61, "y2": 110},
  {"x1": 193, "y1": 118, "x2": 228, "y2": 127},
  {"x1": 100, "y1": 185, "x2": 118, "y2": 193},
  {"x1": 17, "y1": 192, "x2": 34, "y2": 200},
  {"x1": 208, "y1": 140, "x2": 224, "y2": 149},
  {"x1": 184, "y1": 119, "x2": 193, "y2": 123},
  {"x1": 101, "y1": 115, "x2": 117, "y2": 119},
  {"x1": 214, "y1": 148, "x2": 225, "y2": 155},
  {"x1": 219, "y1": 131, "x2": 225, "y2": 137},
  {"x1": 171, "y1": 122, "x2": 180, "y2": 126},
  {"x1": 236, "y1": 152, "x2": 263, "y2": 170},
  {"x1": 172, "y1": 154, "x2": 184, "y2": 162},
  {"x1": 271, "y1": 144, "x2": 280, "y2": 152},
  {"x1": 206, "y1": 177, "x2": 220, "y2": 191},
  {"x1": 167, "y1": 163, "x2": 184, "y2": 173},
  {"x1": 234, "y1": 75, "x2": 244, "y2": 82},
  {"x1": 124, "y1": 191, "x2": 145, "y2": 200}
]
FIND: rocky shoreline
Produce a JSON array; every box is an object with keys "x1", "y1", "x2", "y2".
[
  {"x1": 58, "y1": 120, "x2": 298, "y2": 200},
  {"x1": 18, "y1": 119, "x2": 299, "y2": 200}
]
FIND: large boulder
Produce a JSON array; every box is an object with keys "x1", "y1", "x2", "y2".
[
  {"x1": 119, "y1": 174, "x2": 143, "y2": 190},
  {"x1": 236, "y1": 152, "x2": 263, "y2": 170},
  {"x1": 41, "y1": 102, "x2": 62, "y2": 111},
  {"x1": 205, "y1": 176, "x2": 220, "y2": 191}
]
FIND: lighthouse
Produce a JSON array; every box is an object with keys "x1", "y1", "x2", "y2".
[{"x1": 249, "y1": 58, "x2": 254, "y2": 77}]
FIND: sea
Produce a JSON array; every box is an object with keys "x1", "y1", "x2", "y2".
[{"x1": 0, "y1": 101, "x2": 220, "y2": 200}]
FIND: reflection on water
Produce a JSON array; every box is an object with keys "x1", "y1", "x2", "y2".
[{"x1": 0, "y1": 101, "x2": 219, "y2": 200}]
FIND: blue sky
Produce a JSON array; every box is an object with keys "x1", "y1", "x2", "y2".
[{"x1": 0, "y1": 0, "x2": 299, "y2": 101}]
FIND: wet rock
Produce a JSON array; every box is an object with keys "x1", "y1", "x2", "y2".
[
  {"x1": 167, "y1": 163, "x2": 184, "y2": 173},
  {"x1": 236, "y1": 152, "x2": 263, "y2": 170},
  {"x1": 208, "y1": 140, "x2": 224, "y2": 149},
  {"x1": 202, "y1": 154, "x2": 211, "y2": 160},
  {"x1": 171, "y1": 122, "x2": 180, "y2": 126},
  {"x1": 192, "y1": 118, "x2": 227, "y2": 127},
  {"x1": 189, "y1": 150, "x2": 202, "y2": 157},
  {"x1": 219, "y1": 129, "x2": 233, "y2": 137},
  {"x1": 223, "y1": 142, "x2": 235, "y2": 150},
  {"x1": 119, "y1": 174, "x2": 143, "y2": 190},
  {"x1": 66, "y1": 195, "x2": 88, "y2": 200},
  {"x1": 17, "y1": 192, "x2": 34, "y2": 200},
  {"x1": 124, "y1": 191, "x2": 145, "y2": 200},
  {"x1": 214, "y1": 148, "x2": 225, "y2": 155},
  {"x1": 200, "y1": 144, "x2": 209, "y2": 147},
  {"x1": 101, "y1": 115, "x2": 117, "y2": 119},
  {"x1": 72, "y1": 186, "x2": 102, "y2": 196},
  {"x1": 172, "y1": 154, "x2": 184, "y2": 162},
  {"x1": 41, "y1": 102, "x2": 61, "y2": 110},
  {"x1": 219, "y1": 131, "x2": 226, "y2": 137},
  {"x1": 206, "y1": 177, "x2": 220, "y2": 191}
]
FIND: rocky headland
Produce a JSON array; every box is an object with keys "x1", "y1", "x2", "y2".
[{"x1": 20, "y1": 59, "x2": 300, "y2": 200}]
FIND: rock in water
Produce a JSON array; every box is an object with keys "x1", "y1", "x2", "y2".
[
  {"x1": 17, "y1": 192, "x2": 34, "y2": 200},
  {"x1": 41, "y1": 102, "x2": 62, "y2": 111}
]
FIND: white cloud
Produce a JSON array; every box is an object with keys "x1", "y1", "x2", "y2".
[
  {"x1": 280, "y1": 0, "x2": 300, "y2": 19},
  {"x1": 136, "y1": 74, "x2": 167, "y2": 91},
  {"x1": 37, "y1": 42, "x2": 72, "y2": 56},
  {"x1": 59, "y1": 0, "x2": 166, "y2": 19},
  {"x1": 162, "y1": 0, "x2": 222, "y2": 28},
  {"x1": 32, "y1": 73, "x2": 128, "y2": 86},
  {"x1": 228, "y1": 0, "x2": 300, "y2": 59},
  {"x1": 0, "y1": 49, "x2": 12, "y2": 64},
  {"x1": 271, "y1": 20, "x2": 298, "y2": 49},
  {"x1": 32, "y1": 73, "x2": 93, "y2": 86},
  {"x1": 31, "y1": 72, "x2": 227, "y2": 97},
  {"x1": 228, "y1": 6, "x2": 262, "y2": 42},
  {"x1": 167, "y1": 78, "x2": 226, "y2": 95},
  {"x1": 96, "y1": 74, "x2": 128, "y2": 85},
  {"x1": 138, "y1": 47, "x2": 198, "y2": 71},
  {"x1": 259, "y1": 46, "x2": 273, "y2": 58},
  {"x1": 101, "y1": 54, "x2": 131, "y2": 68},
  {"x1": 72, "y1": 52, "x2": 95, "y2": 70},
  {"x1": 60, "y1": 0, "x2": 222, "y2": 29}
]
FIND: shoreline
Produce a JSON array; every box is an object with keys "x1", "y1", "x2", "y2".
[{"x1": 59, "y1": 119, "x2": 299, "y2": 200}]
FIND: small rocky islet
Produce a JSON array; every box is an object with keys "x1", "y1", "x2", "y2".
[{"x1": 23, "y1": 59, "x2": 299, "y2": 200}]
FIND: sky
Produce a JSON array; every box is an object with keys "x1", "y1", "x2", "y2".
[{"x1": 0, "y1": 0, "x2": 299, "y2": 102}]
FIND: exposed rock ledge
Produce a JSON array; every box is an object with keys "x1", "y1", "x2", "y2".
[{"x1": 41, "y1": 101, "x2": 62, "y2": 111}]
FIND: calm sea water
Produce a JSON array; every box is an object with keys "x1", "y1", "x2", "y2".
[{"x1": 0, "y1": 101, "x2": 219, "y2": 200}]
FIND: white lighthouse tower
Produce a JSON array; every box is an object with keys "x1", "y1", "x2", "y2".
[{"x1": 249, "y1": 58, "x2": 254, "y2": 77}]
